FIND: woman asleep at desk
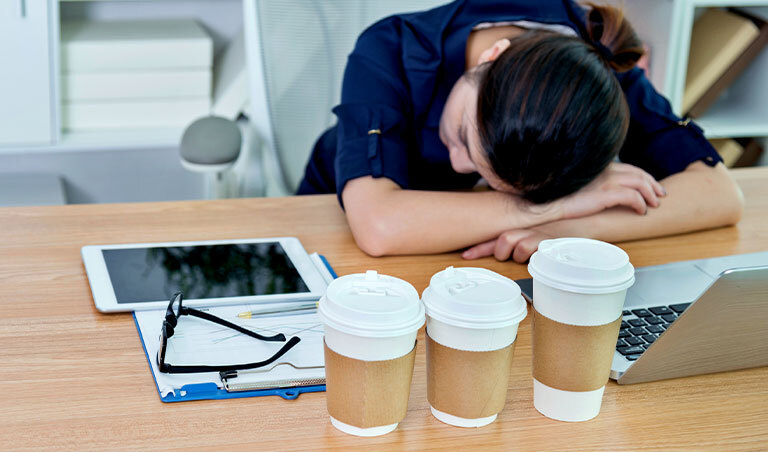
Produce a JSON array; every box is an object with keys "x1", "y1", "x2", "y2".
[{"x1": 297, "y1": 0, "x2": 743, "y2": 261}]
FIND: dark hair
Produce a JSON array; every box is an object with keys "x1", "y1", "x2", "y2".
[{"x1": 476, "y1": 4, "x2": 644, "y2": 203}]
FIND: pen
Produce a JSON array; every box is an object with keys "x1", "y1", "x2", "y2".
[{"x1": 237, "y1": 302, "x2": 319, "y2": 319}]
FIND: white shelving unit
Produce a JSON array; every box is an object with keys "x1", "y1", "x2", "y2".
[
  {"x1": 1, "y1": 0, "x2": 244, "y2": 154},
  {"x1": 619, "y1": 0, "x2": 768, "y2": 140},
  {"x1": 0, "y1": 0, "x2": 248, "y2": 204},
  {"x1": 695, "y1": 43, "x2": 768, "y2": 138},
  {"x1": 0, "y1": 0, "x2": 57, "y2": 148}
]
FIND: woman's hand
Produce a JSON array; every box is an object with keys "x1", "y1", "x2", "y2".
[
  {"x1": 461, "y1": 163, "x2": 665, "y2": 262},
  {"x1": 557, "y1": 162, "x2": 666, "y2": 219},
  {"x1": 462, "y1": 228, "x2": 553, "y2": 262}
]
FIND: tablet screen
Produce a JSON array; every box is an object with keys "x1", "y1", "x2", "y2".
[{"x1": 102, "y1": 242, "x2": 310, "y2": 303}]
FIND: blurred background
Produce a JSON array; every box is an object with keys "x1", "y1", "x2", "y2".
[{"x1": 1, "y1": 0, "x2": 766, "y2": 207}]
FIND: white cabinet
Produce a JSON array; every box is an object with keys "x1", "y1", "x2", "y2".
[{"x1": 0, "y1": 0, "x2": 56, "y2": 146}]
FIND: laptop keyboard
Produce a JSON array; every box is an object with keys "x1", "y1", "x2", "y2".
[{"x1": 616, "y1": 303, "x2": 691, "y2": 361}]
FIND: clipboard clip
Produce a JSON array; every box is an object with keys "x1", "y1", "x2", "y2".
[{"x1": 219, "y1": 362, "x2": 325, "y2": 393}]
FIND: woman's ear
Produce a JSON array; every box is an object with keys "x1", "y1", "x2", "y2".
[{"x1": 477, "y1": 38, "x2": 512, "y2": 65}]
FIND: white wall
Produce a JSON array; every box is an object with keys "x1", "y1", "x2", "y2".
[{"x1": 0, "y1": 147, "x2": 203, "y2": 204}]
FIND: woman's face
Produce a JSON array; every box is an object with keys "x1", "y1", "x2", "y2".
[
  {"x1": 439, "y1": 37, "x2": 517, "y2": 193},
  {"x1": 439, "y1": 72, "x2": 514, "y2": 192}
]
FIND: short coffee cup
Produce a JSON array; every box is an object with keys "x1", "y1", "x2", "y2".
[
  {"x1": 528, "y1": 238, "x2": 635, "y2": 422},
  {"x1": 319, "y1": 270, "x2": 424, "y2": 436},
  {"x1": 421, "y1": 266, "x2": 527, "y2": 427}
]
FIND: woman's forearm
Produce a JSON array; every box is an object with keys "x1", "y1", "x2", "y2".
[
  {"x1": 342, "y1": 176, "x2": 560, "y2": 255},
  {"x1": 534, "y1": 162, "x2": 744, "y2": 242}
]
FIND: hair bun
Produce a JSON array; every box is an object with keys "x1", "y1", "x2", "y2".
[{"x1": 586, "y1": 3, "x2": 644, "y2": 72}]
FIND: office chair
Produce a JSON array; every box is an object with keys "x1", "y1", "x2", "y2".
[
  {"x1": 180, "y1": 1, "x2": 445, "y2": 198},
  {"x1": 246, "y1": 0, "x2": 446, "y2": 195},
  {"x1": 179, "y1": 116, "x2": 264, "y2": 199}
]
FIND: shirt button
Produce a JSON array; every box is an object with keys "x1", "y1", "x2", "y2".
[{"x1": 677, "y1": 118, "x2": 691, "y2": 126}]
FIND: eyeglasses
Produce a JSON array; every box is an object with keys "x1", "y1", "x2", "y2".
[{"x1": 157, "y1": 292, "x2": 301, "y2": 374}]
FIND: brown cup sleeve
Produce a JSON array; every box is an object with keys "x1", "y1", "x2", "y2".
[
  {"x1": 426, "y1": 334, "x2": 515, "y2": 419},
  {"x1": 532, "y1": 308, "x2": 622, "y2": 392},
  {"x1": 324, "y1": 340, "x2": 417, "y2": 429}
]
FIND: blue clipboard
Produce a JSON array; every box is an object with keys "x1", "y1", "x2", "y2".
[{"x1": 134, "y1": 254, "x2": 337, "y2": 403}]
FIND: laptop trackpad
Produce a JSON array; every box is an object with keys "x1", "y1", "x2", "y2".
[{"x1": 625, "y1": 263, "x2": 714, "y2": 307}]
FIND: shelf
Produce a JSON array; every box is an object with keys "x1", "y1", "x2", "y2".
[
  {"x1": 697, "y1": 107, "x2": 768, "y2": 138},
  {"x1": 58, "y1": 1, "x2": 177, "y2": 2},
  {"x1": 694, "y1": 44, "x2": 768, "y2": 139},
  {"x1": 688, "y1": 0, "x2": 768, "y2": 7},
  {"x1": 60, "y1": 127, "x2": 183, "y2": 148},
  {"x1": 0, "y1": 127, "x2": 183, "y2": 154}
]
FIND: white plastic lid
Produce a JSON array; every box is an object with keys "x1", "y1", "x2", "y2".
[
  {"x1": 421, "y1": 267, "x2": 527, "y2": 329},
  {"x1": 527, "y1": 238, "x2": 635, "y2": 294},
  {"x1": 319, "y1": 270, "x2": 425, "y2": 338}
]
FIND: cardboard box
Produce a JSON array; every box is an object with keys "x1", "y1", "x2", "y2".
[
  {"x1": 61, "y1": 19, "x2": 212, "y2": 72},
  {"x1": 683, "y1": 9, "x2": 760, "y2": 113},
  {"x1": 62, "y1": 98, "x2": 210, "y2": 131},
  {"x1": 62, "y1": 70, "x2": 211, "y2": 101}
]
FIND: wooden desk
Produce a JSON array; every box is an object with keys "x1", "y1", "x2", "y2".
[{"x1": 1, "y1": 168, "x2": 767, "y2": 451}]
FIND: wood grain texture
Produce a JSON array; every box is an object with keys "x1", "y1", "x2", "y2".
[{"x1": 1, "y1": 169, "x2": 767, "y2": 451}]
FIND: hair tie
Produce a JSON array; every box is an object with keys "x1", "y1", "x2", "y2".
[
  {"x1": 593, "y1": 40, "x2": 614, "y2": 62},
  {"x1": 588, "y1": 8, "x2": 613, "y2": 63}
]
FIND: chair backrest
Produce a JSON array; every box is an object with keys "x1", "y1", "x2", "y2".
[{"x1": 253, "y1": 0, "x2": 448, "y2": 193}]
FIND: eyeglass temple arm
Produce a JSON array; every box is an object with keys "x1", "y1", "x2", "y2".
[
  {"x1": 159, "y1": 336, "x2": 302, "y2": 374},
  {"x1": 182, "y1": 306, "x2": 286, "y2": 342}
]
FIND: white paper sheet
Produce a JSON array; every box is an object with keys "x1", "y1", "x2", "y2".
[{"x1": 135, "y1": 303, "x2": 325, "y2": 397}]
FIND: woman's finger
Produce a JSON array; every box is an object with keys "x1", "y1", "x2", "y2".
[
  {"x1": 619, "y1": 172, "x2": 660, "y2": 208},
  {"x1": 651, "y1": 177, "x2": 667, "y2": 197},
  {"x1": 462, "y1": 238, "x2": 497, "y2": 259},
  {"x1": 632, "y1": 166, "x2": 666, "y2": 198},
  {"x1": 512, "y1": 236, "x2": 540, "y2": 263},
  {"x1": 608, "y1": 162, "x2": 635, "y2": 173},
  {"x1": 494, "y1": 230, "x2": 532, "y2": 261},
  {"x1": 607, "y1": 187, "x2": 647, "y2": 215},
  {"x1": 613, "y1": 162, "x2": 651, "y2": 176},
  {"x1": 612, "y1": 163, "x2": 666, "y2": 198}
]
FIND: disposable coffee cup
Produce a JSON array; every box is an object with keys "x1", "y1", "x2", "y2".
[
  {"x1": 318, "y1": 270, "x2": 425, "y2": 437},
  {"x1": 421, "y1": 266, "x2": 527, "y2": 428},
  {"x1": 527, "y1": 238, "x2": 635, "y2": 422}
]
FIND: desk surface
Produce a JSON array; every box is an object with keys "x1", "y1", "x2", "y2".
[{"x1": 1, "y1": 168, "x2": 767, "y2": 451}]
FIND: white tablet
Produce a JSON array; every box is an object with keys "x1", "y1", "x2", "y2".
[{"x1": 82, "y1": 237, "x2": 328, "y2": 312}]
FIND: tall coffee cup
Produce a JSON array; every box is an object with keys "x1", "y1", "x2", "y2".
[
  {"x1": 528, "y1": 238, "x2": 635, "y2": 422},
  {"x1": 319, "y1": 270, "x2": 425, "y2": 436},
  {"x1": 422, "y1": 266, "x2": 527, "y2": 427}
]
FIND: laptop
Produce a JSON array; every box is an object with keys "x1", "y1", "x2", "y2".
[{"x1": 517, "y1": 251, "x2": 768, "y2": 384}]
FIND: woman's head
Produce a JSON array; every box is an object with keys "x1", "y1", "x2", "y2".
[{"x1": 439, "y1": 4, "x2": 644, "y2": 201}]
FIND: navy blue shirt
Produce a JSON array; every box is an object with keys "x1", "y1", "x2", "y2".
[{"x1": 297, "y1": 0, "x2": 721, "y2": 201}]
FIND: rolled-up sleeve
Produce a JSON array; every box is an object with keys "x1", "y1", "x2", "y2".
[
  {"x1": 333, "y1": 102, "x2": 411, "y2": 196},
  {"x1": 617, "y1": 68, "x2": 722, "y2": 180},
  {"x1": 333, "y1": 21, "x2": 415, "y2": 203}
]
